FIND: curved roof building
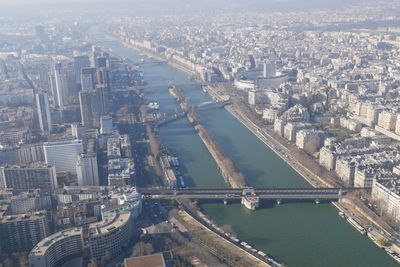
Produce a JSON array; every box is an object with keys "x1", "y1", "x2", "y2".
[
  {"x1": 89, "y1": 211, "x2": 133, "y2": 262},
  {"x1": 29, "y1": 228, "x2": 83, "y2": 267}
]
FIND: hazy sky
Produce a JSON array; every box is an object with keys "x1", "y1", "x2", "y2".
[
  {"x1": 0, "y1": 0, "x2": 372, "y2": 8},
  {"x1": 0, "y1": 0, "x2": 376, "y2": 17}
]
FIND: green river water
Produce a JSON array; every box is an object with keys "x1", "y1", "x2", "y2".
[{"x1": 106, "y1": 42, "x2": 398, "y2": 267}]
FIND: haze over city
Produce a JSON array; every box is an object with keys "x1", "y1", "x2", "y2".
[
  {"x1": 0, "y1": 0, "x2": 382, "y2": 15},
  {"x1": 0, "y1": 1, "x2": 400, "y2": 267}
]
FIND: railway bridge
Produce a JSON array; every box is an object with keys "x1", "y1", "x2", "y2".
[
  {"x1": 138, "y1": 187, "x2": 366, "y2": 210},
  {"x1": 155, "y1": 99, "x2": 231, "y2": 126}
]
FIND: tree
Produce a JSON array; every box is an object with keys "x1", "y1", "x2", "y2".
[
  {"x1": 220, "y1": 224, "x2": 235, "y2": 236},
  {"x1": 132, "y1": 241, "x2": 146, "y2": 256},
  {"x1": 377, "y1": 237, "x2": 388, "y2": 247},
  {"x1": 143, "y1": 242, "x2": 154, "y2": 255},
  {"x1": 1, "y1": 258, "x2": 13, "y2": 267},
  {"x1": 17, "y1": 255, "x2": 28, "y2": 267},
  {"x1": 87, "y1": 259, "x2": 98, "y2": 267}
]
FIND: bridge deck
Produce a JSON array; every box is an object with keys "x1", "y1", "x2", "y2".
[
  {"x1": 138, "y1": 187, "x2": 366, "y2": 200},
  {"x1": 145, "y1": 193, "x2": 344, "y2": 200},
  {"x1": 138, "y1": 187, "x2": 364, "y2": 192}
]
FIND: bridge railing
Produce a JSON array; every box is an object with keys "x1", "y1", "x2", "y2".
[
  {"x1": 137, "y1": 187, "x2": 367, "y2": 193},
  {"x1": 137, "y1": 187, "x2": 368, "y2": 200}
]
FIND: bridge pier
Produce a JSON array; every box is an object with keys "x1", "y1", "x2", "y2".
[
  {"x1": 241, "y1": 196, "x2": 260, "y2": 210},
  {"x1": 241, "y1": 188, "x2": 259, "y2": 210}
]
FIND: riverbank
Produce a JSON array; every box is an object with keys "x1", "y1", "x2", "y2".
[
  {"x1": 169, "y1": 85, "x2": 246, "y2": 188},
  {"x1": 118, "y1": 38, "x2": 394, "y2": 224},
  {"x1": 195, "y1": 124, "x2": 246, "y2": 188},
  {"x1": 107, "y1": 38, "x2": 400, "y2": 266},
  {"x1": 224, "y1": 104, "x2": 327, "y2": 188},
  {"x1": 206, "y1": 85, "x2": 400, "y2": 257},
  {"x1": 114, "y1": 38, "x2": 340, "y2": 189},
  {"x1": 174, "y1": 207, "x2": 270, "y2": 267},
  {"x1": 120, "y1": 40, "x2": 197, "y2": 78}
]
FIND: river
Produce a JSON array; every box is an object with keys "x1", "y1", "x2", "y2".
[{"x1": 105, "y1": 41, "x2": 398, "y2": 267}]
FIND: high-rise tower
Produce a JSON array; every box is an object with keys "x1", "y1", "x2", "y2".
[{"x1": 35, "y1": 92, "x2": 52, "y2": 134}]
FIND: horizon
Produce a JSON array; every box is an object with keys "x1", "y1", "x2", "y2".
[{"x1": 0, "y1": 0, "x2": 379, "y2": 16}]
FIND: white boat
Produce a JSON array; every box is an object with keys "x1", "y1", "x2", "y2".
[
  {"x1": 180, "y1": 177, "x2": 185, "y2": 188},
  {"x1": 147, "y1": 101, "x2": 159, "y2": 110},
  {"x1": 367, "y1": 232, "x2": 377, "y2": 242},
  {"x1": 268, "y1": 258, "x2": 283, "y2": 267},
  {"x1": 257, "y1": 251, "x2": 267, "y2": 257},
  {"x1": 230, "y1": 237, "x2": 239, "y2": 243},
  {"x1": 171, "y1": 157, "x2": 180, "y2": 167}
]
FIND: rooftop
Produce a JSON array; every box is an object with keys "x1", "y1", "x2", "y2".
[
  {"x1": 0, "y1": 210, "x2": 47, "y2": 223},
  {"x1": 29, "y1": 228, "x2": 82, "y2": 257},
  {"x1": 89, "y1": 211, "x2": 130, "y2": 237},
  {"x1": 124, "y1": 253, "x2": 166, "y2": 267}
]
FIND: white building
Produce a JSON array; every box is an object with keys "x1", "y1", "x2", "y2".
[
  {"x1": 263, "y1": 62, "x2": 276, "y2": 78},
  {"x1": 29, "y1": 228, "x2": 83, "y2": 267},
  {"x1": 43, "y1": 140, "x2": 83, "y2": 175},
  {"x1": 71, "y1": 123, "x2": 85, "y2": 140},
  {"x1": 296, "y1": 129, "x2": 325, "y2": 154},
  {"x1": 81, "y1": 73, "x2": 95, "y2": 91},
  {"x1": 371, "y1": 179, "x2": 400, "y2": 224},
  {"x1": 50, "y1": 62, "x2": 68, "y2": 108},
  {"x1": 76, "y1": 154, "x2": 99, "y2": 186},
  {"x1": 377, "y1": 110, "x2": 397, "y2": 131},
  {"x1": 35, "y1": 92, "x2": 52, "y2": 134},
  {"x1": 79, "y1": 89, "x2": 101, "y2": 128},
  {"x1": 88, "y1": 212, "x2": 132, "y2": 262},
  {"x1": 10, "y1": 193, "x2": 52, "y2": 214},
  {"x1": 0, "y1": 210, "x2": 49, "y2": 253},
  {"x1": 248, "y1": 89, "x2": 259, "y2": 105},
  {"x1": 100, "y1": 115, "x2": 113, "y2": 135},
  {"x1": 262, "y1": 108, "x2": 280, "y2": 123},
  {"x1": 395, "y1": 115, "x2": 400, "y2": 136},
  {"x1": 340, "y1": 117, "x2": 362, "y2": 132},
  {"x1": 0, "y1": 164, "x2": 57, "y2": 191}
]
